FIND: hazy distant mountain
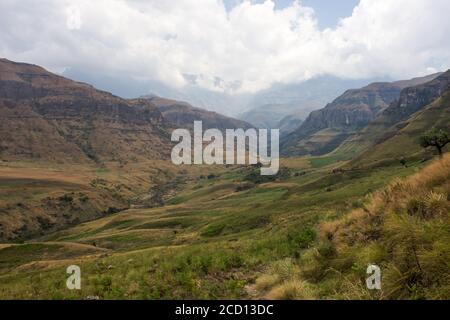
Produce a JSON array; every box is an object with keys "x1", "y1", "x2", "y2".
[
  {"x1": 63, "y1": 68, "x2": 386, "y2": 123},
  {"x1": 281, "y1": 73, "x2": 443, "y2": 156},
  {"x1": 239, "y1": 76, "x2": 381, "y2": 129},
  {"x1": 277, "y1": 113, "x2": 304, "y2": 136},
  {"x1": 62, "y1": 68, "x2": 253, "y2": 117},
  {"x1": 147, "y1": 85, "x2": 253, "y2": 118}
]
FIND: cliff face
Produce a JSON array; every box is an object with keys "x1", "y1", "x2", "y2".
[
  {"x1": 382, "y1": 70, "x2": 450, "y2": 125},
  {"x1": 281, "y1": 73, "x2": 442, "y2": 156},
  {"x1": 0, "y1": 59, "x2": 171, "y2": 163},
  {"x1": 145, "y1": 96, "x2": 253, "y2": 132},
  {"x1": 348, "y1": 73, "x2": 450, "y2": 167},
  {"x1": 332, "y1": 69, "x2": 450, "y2": 164}
]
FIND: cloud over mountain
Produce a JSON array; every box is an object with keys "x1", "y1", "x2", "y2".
[{"x1": 1, "y1": 0, "x2": 449, "y2": 93}]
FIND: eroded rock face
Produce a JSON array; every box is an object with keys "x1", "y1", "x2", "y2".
[
  {"x1": 0, "y1": 58, "x2": 171, "y2": 163},
  {"x1": 281, "y1": 73, "x2": 443, "y2": 156},
  {"x1": 383, "y1": 70, "x2": 450, "y2": 124},
  {"x1": 144, "y1": 96, "x2": 253, "y2": 132}
]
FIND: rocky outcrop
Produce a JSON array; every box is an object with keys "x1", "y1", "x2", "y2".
[
  {"x1": 347, "y1": 72, "x2": 450, "y2": 167},
  {"x1": 382, "y1": 70, "x2": 450, "y2": 125},
  {"x1": 281, "y1": 73, "x2": 442, "y2": 156}
]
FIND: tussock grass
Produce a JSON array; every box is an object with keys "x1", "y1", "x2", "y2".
[
  {"x1": 1, "y1": 154, "x2": 447, "y2": 299},
  {"x1": 310, "y1": 154, "x2": 450, "y2": 299}
]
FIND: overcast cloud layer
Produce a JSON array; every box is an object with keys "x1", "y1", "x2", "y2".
[{"x1": 1, "y1": 0, "x2": 449, "y2": 93}]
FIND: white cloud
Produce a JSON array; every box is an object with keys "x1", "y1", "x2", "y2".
[
  {"x1": 0, "y1": 0, "x2": 449, "y2": 93},
  {"x1": 66, "y1": 6, "x2": 82, "y2": 31}
]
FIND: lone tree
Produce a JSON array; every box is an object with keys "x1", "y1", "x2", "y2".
[{"x1": 420, "y1": 128, "x2": 450, "y2": 157}]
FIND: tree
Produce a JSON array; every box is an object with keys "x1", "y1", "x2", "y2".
[{"x1": 420, "y1": 128, "x2": 450, "y2": 156}]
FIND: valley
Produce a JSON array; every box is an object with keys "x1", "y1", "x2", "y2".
[
  {"x1": 0, "y1": 152, "x2": 445, "y2": 299},
  {"x1": 0, "y1": 58, "x2": 449, "y2": 300}
]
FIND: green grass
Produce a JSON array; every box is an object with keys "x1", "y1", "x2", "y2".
[{"x1": 0, "y1": 153, "x2": 446, "y2": 299}]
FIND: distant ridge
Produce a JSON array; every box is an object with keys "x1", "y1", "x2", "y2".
[
  {"x1": 281, "y1": 72, "x2": 443, "y2": 156},
  {"x1": 142, "y1": 95, "x2": 253, "y2": 131}
]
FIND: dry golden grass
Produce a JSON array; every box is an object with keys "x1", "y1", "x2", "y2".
[
  {"x1": 266, "y1": 280, "x2": 316, "y2": 300},
  {"x1": 313, "y1": 153, "x2": 450, "y2": 299}
]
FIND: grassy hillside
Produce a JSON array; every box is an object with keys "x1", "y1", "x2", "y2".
[
  {"x1": 0, "y1": 153, "x2": 435, "y2": 299},
  {"x1": 254, "y1": 154, "x2": 449, "y2": 299},
  {"x1": 355, "y1": 91, "x2": 450, "y2": 165},
  {"x1": 0, "y1": 160, "x2": 227, "y2": 242}
]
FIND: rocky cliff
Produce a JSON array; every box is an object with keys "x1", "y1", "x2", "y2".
[
  {"x1": 0, "y1": 58, "x2": 171, "y2": 163},
  {"x1": 281, "y1": 73, "x2": 442, "y2": 156}
]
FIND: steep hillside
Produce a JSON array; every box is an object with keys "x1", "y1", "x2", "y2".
[
  {"x1": 144, "y1": 96, "x2": 252, "y2": 131},
  {"x1": 253, "y1": 153, "x2": 450, "y2": 300},
  {"x1": 338, "y1": 70, "x2": 450, "y2": 166},
  {"x1": 240, "y1": 102, "x2": 318, "y2": 130},
  {"x1": 312, "y1": 154, "x2": 450, "y2": 299},
  {"x1": 281, "y1": 73, "x2": 442, "y2": 156},
  {"x1": 0, "y1": 58, "x2": 171, "y2": 164},
  {"x1": 0, "y1": 58, "x2": 177, "y2": 241}
]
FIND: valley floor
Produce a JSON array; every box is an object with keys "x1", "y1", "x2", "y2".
[{"x1": 0, "y1": 153, "x2": 448, "y2": 299}]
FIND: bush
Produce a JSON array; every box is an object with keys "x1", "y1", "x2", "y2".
[
  {"x1": 58, "y1": 194, "x2": 73, "y2": 203},
  {"x1": 235, "y1": 183, "x2": 255, "y2": 192},
  {"x1": 287, "y1": 227, "x2": 316, "y2": 251}
]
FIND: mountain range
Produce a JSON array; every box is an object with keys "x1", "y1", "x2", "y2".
[
  {"x1": 0, "y1": 59, "x2": 252, "y2": 165},
  {"x1": 2, "y1": 57, "x2": 448, "y2": 167},
  {"x1": 239, "y1": 76, "x2": 380, "y2": 131},
  {"x1": 1, "y1": 58, "x2": 449, "y2": 300},
  {"x1": 281, "y1": 73, "x2": 443, "y2": 156},
  {"x1": 0, "y1": 58, "x2": 172, "y2": 164},
  {"x1": 342, "y1": 69, "x2": 450, "y2": 167}
]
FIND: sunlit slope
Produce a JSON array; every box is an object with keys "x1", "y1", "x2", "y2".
[{"x1": 0, "y1": 156, "x2": 422, "y2": 299}]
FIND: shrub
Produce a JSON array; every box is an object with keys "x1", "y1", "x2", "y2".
[
  {"x1": 287, "y1": 227, "x2": 316, "y2": 251},
  {"x1": 58, "y1": 194, "x2": 73, "y2": 203}
]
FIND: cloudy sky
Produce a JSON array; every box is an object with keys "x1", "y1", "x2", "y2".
[{"x1": 1, "y1": 0, "x2": 449, "y2": 94}]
